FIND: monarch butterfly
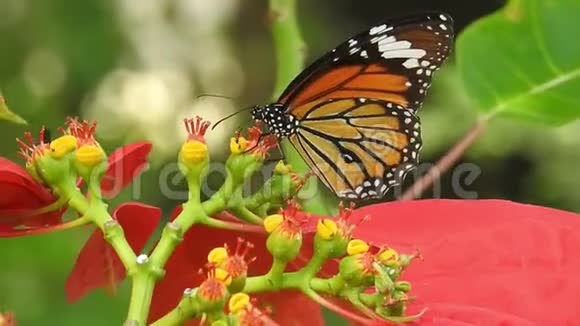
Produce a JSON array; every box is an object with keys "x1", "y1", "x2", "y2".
[{"x1": 252, "y1": 12, "x2": 454, "y2": 200}]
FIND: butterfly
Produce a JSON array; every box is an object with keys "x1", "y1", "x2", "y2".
[{"x1": 251, "y1": 12, "x2": 454, "y2": 200}]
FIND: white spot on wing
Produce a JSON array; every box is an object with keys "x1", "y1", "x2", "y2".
[
  {"x1": 382, "y1": 49, "x2": 426, "y2": 60},
  {"x1": 402, "y1": 58, "x2": 420, "y2": 69},
  {"x1": 369, "y1": 24, "x2": 387, "y2": 35},
  {"x1": 440, "y1": 14, "x2": 448, "y2": 21}
]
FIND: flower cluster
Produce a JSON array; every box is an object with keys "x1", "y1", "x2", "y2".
[{"x1": 3, "y1": 115, "x2": 580, "y2": 326}]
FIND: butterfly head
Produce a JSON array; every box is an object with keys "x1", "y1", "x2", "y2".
[
  {"x1": 250, "y1": 105, "x2": 266, "y2": 121},
  {"x1": 251, "y1": 103, "x2": 298, "y2": 138}
]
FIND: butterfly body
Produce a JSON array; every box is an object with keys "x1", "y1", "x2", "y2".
[{"x1": 254, "y1": 12, "x2": 454, "y2": 200}]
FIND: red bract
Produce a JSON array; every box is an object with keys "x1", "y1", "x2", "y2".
[
  {"x1": 0, "y1": 157, "x2": 63, "y2": 232},
  {"x1": 351, "y1": 199, "x2": 580, "y2": 325},
  {"x1": 0, "y1": 142, "x2": 152, "y2": 236},
  {"x1": 65, "y1": 202, "x2": 161, "y2": 302},
  {"x1": 100, "y1": 142, "x2": 152, "y2": 199},
  {"x1": 149, "y1": 206, "x2": 323, "y2": 325}
]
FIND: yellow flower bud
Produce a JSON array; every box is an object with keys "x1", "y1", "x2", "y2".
[
  {"x1": 49, "y1": 135, "x2": 77, "y2": 159},
  {"x1": 180, "y1": 140, "x2": 208, "y2": 164},
  {"x1": 274, "y1": 160, "x2": 292, "y2": 174},
  {"x1": 228, "y1": 293, "x2": 250, "y2": 313},
  {"x1": 75, "y1": 145, "x2": 105, "y2": 167},
  {"x1": 208, "y1": 247, "x2": 228, "y2": 265},
  {"x1": 215, "y1": 268, "x2": 232, "y2": 286},
  {"x1": 230, "y1": 136, "x2": 249, "y2": 154},
  {"x1": 347, "y1": 239, "x2": 369, "y2": 256},
  {"x1": 316, "y1": 219, "x2": 338, "y2": 240},
  {"x1": 378, "y1": 248, "x2": 399, "y2": 264},
  {"x1": 263, "y1": 214, "x2": 283, "y2": 233}
]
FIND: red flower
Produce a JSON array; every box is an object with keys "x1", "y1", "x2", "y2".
[
  {"x1": 351, "y1": 199, "x2": 580, "y2": 325},
  {"x1": 0, "y1": 131, "x2": 152, "y2": 236},
  {"x1": 148, "y1": 199, "x2": 580, "y2": 325},
  {"x1": 65, "y1": 203, "x2": 161, "y2": 302}
]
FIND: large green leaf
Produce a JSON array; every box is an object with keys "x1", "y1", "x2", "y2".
[
  {"x1": 0, "y1": 92, "x2": 27, "y2": 125},
  {"x1": 457, "y1": 0, "x2": 580, "y2": 125}
]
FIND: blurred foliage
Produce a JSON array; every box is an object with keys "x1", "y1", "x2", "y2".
[
  {"x1": 458, "y1": 0, "x2": 580, "y2": 124},
  {"x1": 1, "y1": 0, "x2": 579, "y2": 325}
]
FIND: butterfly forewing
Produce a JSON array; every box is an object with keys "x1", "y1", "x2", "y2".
[{"x1": 279, "y1": 12, "x2": 454, "y2": 114}]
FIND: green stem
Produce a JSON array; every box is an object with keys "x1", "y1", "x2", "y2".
[
  {"x1": 265, "y1": 257, "x2": 288, "y2": 289},
  {"x1": 126, "y1": 273, "x2": 156, "y2": 324},
  {"x1": 310, "y1": 276, "x2": 346, "y2": 295}
]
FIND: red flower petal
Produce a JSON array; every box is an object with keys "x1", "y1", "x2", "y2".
[
  {"x1": 65, "y1": 202, "x2": 161, "y2": 302},
  {"x1": 100, "y1": 142, "x2": 152, "y2": 199},
  {"x1": 351, "y1": 199, "x2": 580, "y2": 325},
  {"x1": 0, "y1": 157, "x2": 62, "y2": 230},
  {"x1": 149, "y1": 207, "x2": 322, "y2": 324}
]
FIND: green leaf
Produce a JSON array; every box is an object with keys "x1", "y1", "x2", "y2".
[
  {"x1": 0, "y1": 93, "x2": 27, "y2": 125},
  {"x1": 457, "y1": 0, "x2": 580, "y2": 125}
]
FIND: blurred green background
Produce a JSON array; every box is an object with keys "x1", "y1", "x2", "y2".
[{"x1": 1, "y1": 0, "x2": 579, "y2": 324}]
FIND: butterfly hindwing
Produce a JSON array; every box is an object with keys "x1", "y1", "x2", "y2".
[{"x1": 289, "y1": 98, "x2": 421, "y2": 200}]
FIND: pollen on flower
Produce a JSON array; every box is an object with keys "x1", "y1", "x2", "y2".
[
  {"x1": 49, "y1": 135, "x2": 77, "y2": 159},
  {"x1": 378, "y1": 247, "x2": 399, "y2": 264},
  {"x1": 228, "y1": 293, "x2": 250, "y2": 313},
  {"x1": 317, "y1": 219, "x2": 338, "y2": 240},
  {"x1": 208, "y1": 247, "x2": 229, "y2": 265},
  {"x1": 16, "y1": 128, "x2": 50, "y2": 165},
  {"x1": 180, "y1": 141, "x2": 208, "y2": 164},
  {"x1": 263, "y1": 214, "x2": 283, "y2": 233},
  {"x1": 184, "y1": 116, "x2": 210, "y2": 143},
  {"x1": 347, "y1": 239, "x2": 370, "y2": 256},
  {"x1": 75, "y1": 145, "x2": 105, "y2": 167}
]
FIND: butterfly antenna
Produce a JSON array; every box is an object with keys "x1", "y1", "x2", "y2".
[
  {"x1": 211, "y1": 106, "x2": 255, "y2": 131},
  {"x1": 196, "y1": 93, "x2": 235, "y2": 101}
]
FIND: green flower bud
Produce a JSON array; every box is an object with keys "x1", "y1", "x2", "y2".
[
  {"x1": 338, "y1": 252, "x2": 375, "y2": 287},
  {"x1": 263, "y1": 202, "x2": 306, "y2": 263},
  {"x1": 196, "y1": 267, "x2": 231, "y2": 312}
]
